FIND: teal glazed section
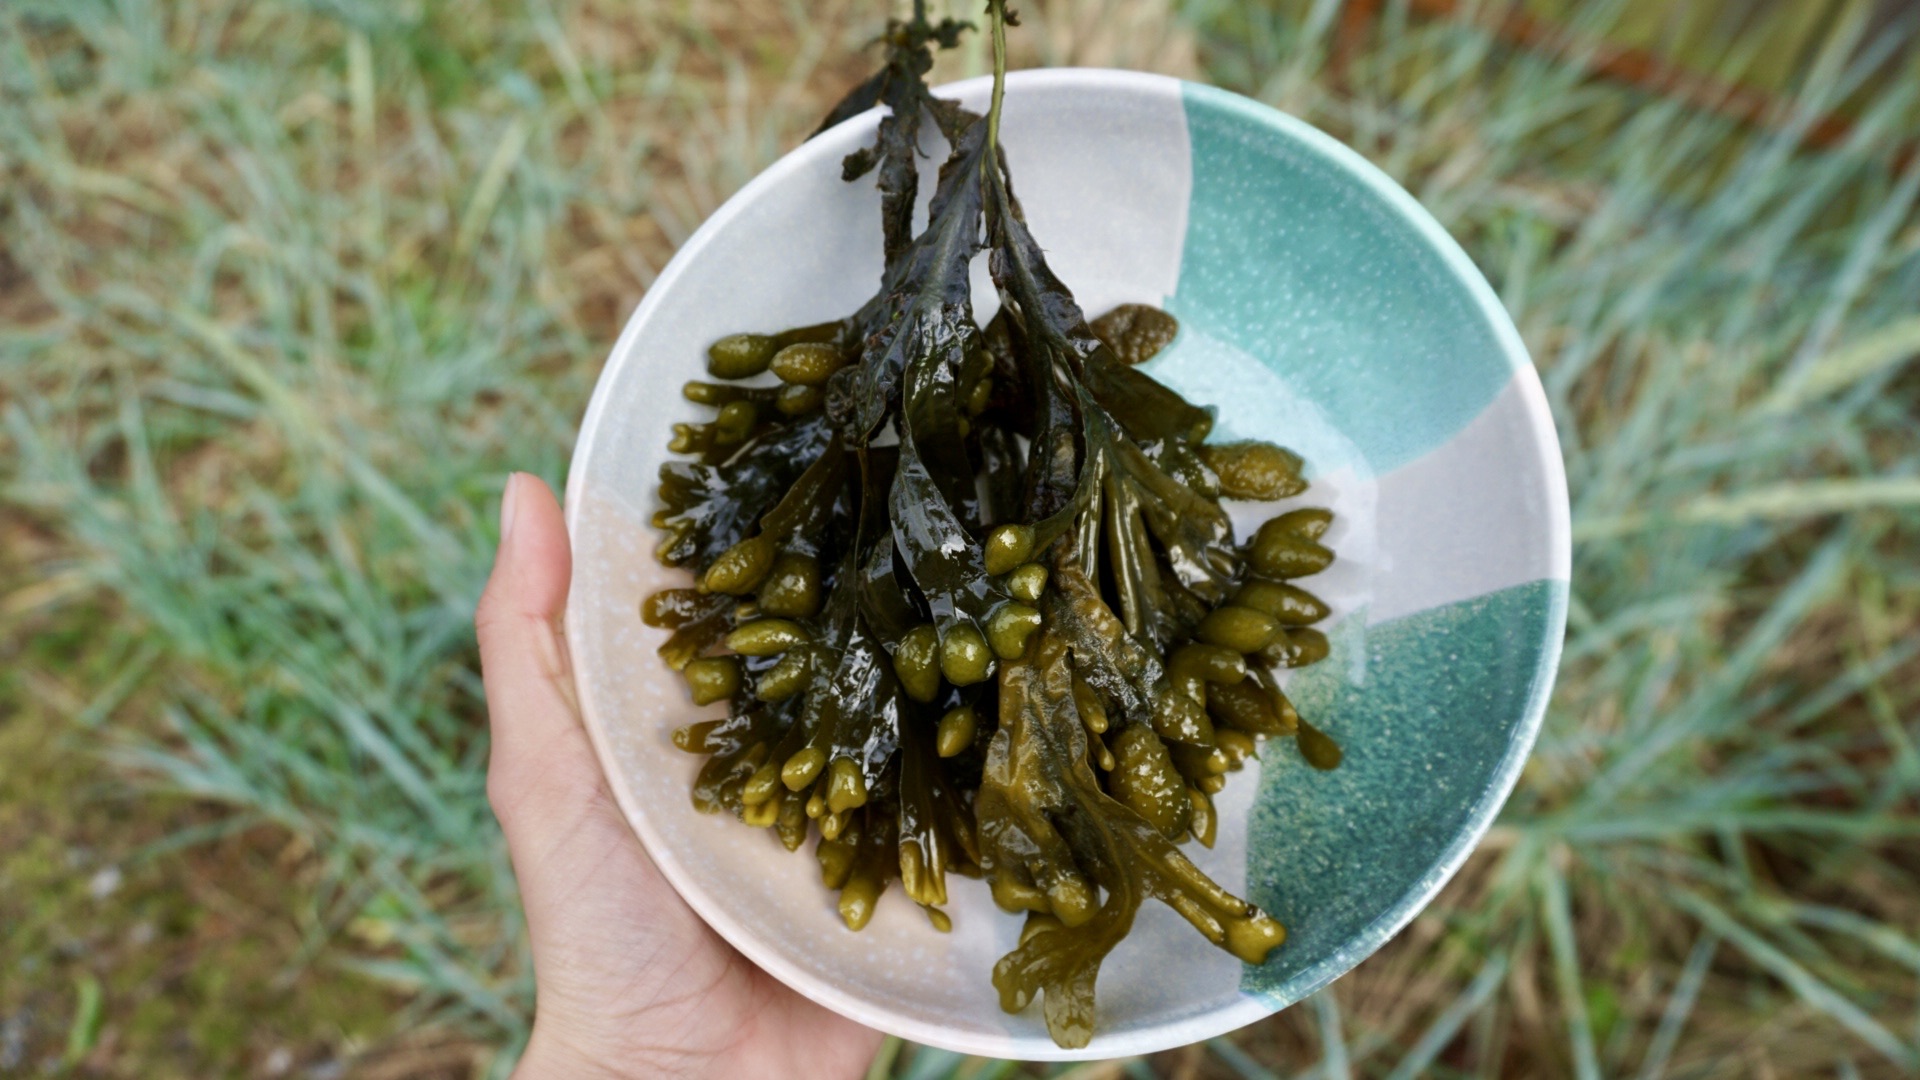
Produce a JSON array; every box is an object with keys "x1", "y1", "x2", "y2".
[
  {"x1": 1240, "y1": 580, "x2": 1567, "y2": 1000},
  {"x1": 1173, "y1": 83, "x2": 1514, "y2": 474}
]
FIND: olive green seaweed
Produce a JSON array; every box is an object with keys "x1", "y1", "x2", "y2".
[{"x1": 639, "y1": 0, "x2": 1339, "y2": 1048}]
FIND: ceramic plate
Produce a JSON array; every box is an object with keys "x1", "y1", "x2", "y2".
[{"x1": 565, "y1": 68, "x2": 1570, "y2": 1060}]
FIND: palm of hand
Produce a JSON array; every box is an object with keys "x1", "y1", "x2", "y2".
[{"x1": 478, "y1": 474, "x2": 882, "y2": 1080}]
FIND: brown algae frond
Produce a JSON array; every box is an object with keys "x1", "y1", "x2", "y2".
[{"x1": 641, "y1": 1, "x2": 1339, "y2": 1049}]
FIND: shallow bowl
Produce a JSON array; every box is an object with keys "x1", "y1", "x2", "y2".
[{"x1": 565, "y1": 68, "x2": 1570, "y2": 1060}]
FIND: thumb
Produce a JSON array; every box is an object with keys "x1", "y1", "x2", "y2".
[
  {"x1": 475, "y1": 472, "x2": 600, "y2": 847},
  {"x1": 475, "y1": 472, "x2": 719, "y2": 1042}
]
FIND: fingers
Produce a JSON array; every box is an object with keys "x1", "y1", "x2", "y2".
[{"x1": 476, "y1": 472, "x2": 597, "y2": 845}]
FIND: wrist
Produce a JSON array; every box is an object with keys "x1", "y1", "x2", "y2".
[{"x1": 513, "y1": 1025, "x2": 640, "y2": 1080}]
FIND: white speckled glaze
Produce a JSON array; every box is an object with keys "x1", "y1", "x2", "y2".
[{"x1": 565, "y1": 69, "x2": 1569, "y2": 1060}]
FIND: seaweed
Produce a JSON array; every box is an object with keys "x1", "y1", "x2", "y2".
[{"x1": 640, "y1": 0, "x2": 1342, "y2": 1048}]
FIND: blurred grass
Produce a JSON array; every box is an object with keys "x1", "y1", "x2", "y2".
[{"x1": 2, "y1": 0, "x2": 1917, "y2": 1076}]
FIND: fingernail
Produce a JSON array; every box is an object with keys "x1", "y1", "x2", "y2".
[{"x1": 500, "y1": 473, "x2": 523, "y2": 549}]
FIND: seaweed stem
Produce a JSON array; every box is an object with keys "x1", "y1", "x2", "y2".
[{"x1": 986, "y1": 0, "x2": 1007, "y2": 158}]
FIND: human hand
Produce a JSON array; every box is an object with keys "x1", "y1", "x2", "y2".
[{"x1": 476, "y1": 473, "x2": 884, "y2": 1079}]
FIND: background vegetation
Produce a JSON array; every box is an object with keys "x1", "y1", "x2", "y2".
[{"x1": 3, "y1": 0, "x2": 1917, "y2": 1076}]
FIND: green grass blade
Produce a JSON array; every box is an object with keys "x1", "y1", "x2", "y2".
[
  {"x1": 1766, "y1": 315, "x2": 1920, "y2": 412},
  {"x1": 1574, "y1": 478, "x2": 1920, "y2": 541},
  {"x1": 896, "y1": 1046, "x2": 968, "y2": 1080},
  {"x1": 1539, "y1": 863, "x2": 1602, "y2": 1080},
  {"x1": 867, "y1": 1035, "x2": 904, "y2": 1080},
  {"x1": 1313, "y1": 989, "x2": 1351, "y2": 1080},
  {"x1": 1671, "y1": 890, "x2": 1917, "y2": 1069},
  {"x1": 1633, "y1": 930, "x2": 1718, "y2": 1080},
  {"x1": 1210, "y1": 1035, "x2": 1280, "y2": 1080},
  {"x1": 1383, "y1": 950, "x2": 1510, "y2": 1080}
]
